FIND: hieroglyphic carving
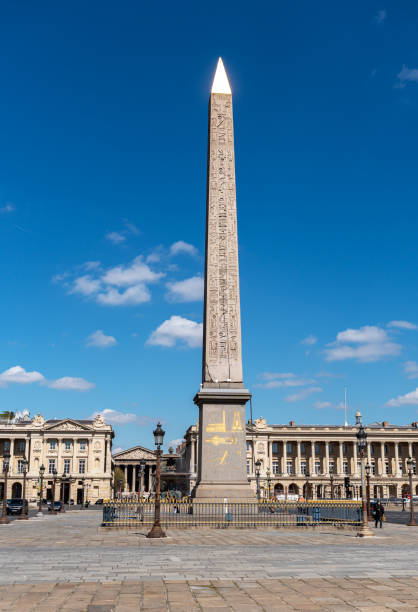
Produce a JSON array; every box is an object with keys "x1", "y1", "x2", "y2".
[{"x1": 203, "y1": 91, "x2": 243, "y2": 383}]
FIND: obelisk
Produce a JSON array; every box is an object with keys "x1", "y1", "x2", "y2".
[{"x1": 193, "y1": 58, "x2": 253, "y2": 499}]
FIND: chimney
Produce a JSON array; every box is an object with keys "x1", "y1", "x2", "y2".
[
  {"x1": 382, "y1": 421, "x2": 389, "y2": 427},
  {"x1": 289, "y1": 420, "x2": 295, "y2": 427}
]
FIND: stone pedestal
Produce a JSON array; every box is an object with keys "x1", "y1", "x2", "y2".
[{"x1": 193, "y1": 387, "x2": 254, "y2": 499}]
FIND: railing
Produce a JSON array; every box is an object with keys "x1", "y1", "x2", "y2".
[{"x1": 102, "y1": 499, "x2": 362, "y2": 528}]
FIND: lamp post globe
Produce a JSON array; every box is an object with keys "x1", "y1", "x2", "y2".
[
  {"x1": 147, "y1": 422, "x2": 166, "y2": 538},
  {"x1": 356, "y1": 418, "x2": 374, "y2": 537},
  {"x1": 407, "y1": 457, "x2": 416, "y2": 526}
]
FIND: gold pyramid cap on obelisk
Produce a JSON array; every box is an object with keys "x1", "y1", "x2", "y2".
[{"x1": 211, "y1": 57, "x2": 232, "y2": 94}]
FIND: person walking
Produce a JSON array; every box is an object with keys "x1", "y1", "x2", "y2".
[{"x1": 373, "y1": 499, "x2": 385, "y2": 528}]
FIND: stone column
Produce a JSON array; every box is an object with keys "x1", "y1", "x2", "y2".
[
  {"x1": 394, "y1": 441, "x2": 399, "y2": 476},
  {"x1": 268, "y1": 440, "x2": 273, "y2": 472},
  {"x1": 123, "y1": 465, "x2": 128, "y2": 492},
  {"x1": 408, "y1": 442, "x2": 413, "y2": 459},
  {"x1": 339, "y1": 442, "x2": 344, "y2": 475},
  {"x1": 311, "y1": 441, "x2": 316, "y2": 474},
  {"x1": 380, "y1": 442, "x2": 385, "y2": 476},
  {"x1": 325, "y1": 441, "x2": 329, "y2": 475},
  {"x1": 282, "y1": 440, "x2": 287, "y2": 475},
  {"x1": 190, "y1": 439, "x2": 195, "y2": 473},
  {"x1": 9, "y1": 438, "x2": 15, "y2": 478},
  {"x1": 353, "y1": 441, "x2": 358, "y2": 476},
  {"x1": 133, "y1": 466, "x2": 137, "y2": 493},
  {"x1": 367, "y1": 441, "x2": 372, "y2": 468},
  {"x1": 296, "y1": 440, "x2": 301, "y2": 476}
]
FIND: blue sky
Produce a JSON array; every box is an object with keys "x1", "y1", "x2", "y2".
[{"x1": 2, "y1": 1, "x2": 418, "y2": 452}]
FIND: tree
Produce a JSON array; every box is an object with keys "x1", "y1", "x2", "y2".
[
  {"x1": 0, "y1": 411, "x2": 15, "y2": 421},
  {"x1": 113, "y1": 467, "x2": 125, "y2": 495}
]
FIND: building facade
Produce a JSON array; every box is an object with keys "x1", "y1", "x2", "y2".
[
  {"x1": 180, "y1": 416, "x2": 418, "y2": 499},
  {"x1": 245, "y1": 417, "x2": 418, "y2": 499},
  {"x1": 0, "y1": 412, "x2": 114, "y2": 503}
]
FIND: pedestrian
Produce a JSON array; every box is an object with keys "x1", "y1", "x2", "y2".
[{"x1": 373, "y1": 499, "x2": 385, "y2": 528}]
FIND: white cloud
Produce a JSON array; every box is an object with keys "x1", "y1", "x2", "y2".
[
  {"x1": 405, "y1": 361, "x2": 418, "y2": 379},
  {"x1": 285, "y1": 387, "x2": 323, "y2": 403},
  {"x1": 387, "y1": 388, "x2": 418, "y2": 407},
  {"x1": 0, "y1": 366, "x2": 45, "y2": 387},
  {"x1": 256, "y1": 372, "x2": 315, "y2": 389},
  {"x1": 313, "y1": 401, "x2": 332, "y2": 410},
  {"x1": 112, "y1": 446, "x2": 124, "y2": 454},
  {"x1": 324, "y1": 325, "x2": 401, "y2": 362},
  {"x1": 86, "y1": 330, "x2": 117, "y2": 348},
  {"x1": 0, "y1": 203, "x2": 15, "y2": 214},
  {"x1": 373, "y1": 9, "x2": 386, "y2": 24},
  {"x1": 147, "y1": 315, "x2": 203, "y2": 348},
  {"x1": 49, "y1": 377, "x2": 95, "y2": 391},
  {"x1": 91, "y1": 409, "x2": 157, "y2": 426},
  {"x1": 301, "y1": 335, "x2": 317, "y2": 346},
  {"x1": 123, "y1": 220, "x2": 140, "y2": 235},
  {"x1": 102, "y1": 256, "x2": 163, "y2": 287},
  {"x1": 169, "y1": 241, "x2": 198, "y2": 257},
  {"x1": 396, "y1": 65, "x2": 418, "y2": 89},
  {"x1": 166, "y1": 276, "x2": 204, "y2": 302},
  {"x1": 83, "y1": 261, "x2": 101, "y2": 271},
  {"x1": 106, "y1": 231, "x2": 126, "y2": 244},
  {"x1": 97, "y1": 284, "x2": 151, "y2": 306},
  {"x1": 71, "y1": 275, "x2": 102, "y2": 296},
  {"x1": 387, "y1": 320, "x2": 417, "y2": 330},
  {"x1": 168, "y1": 438, "x2": 185, "y2": 449}
]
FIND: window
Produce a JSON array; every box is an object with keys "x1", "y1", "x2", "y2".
[
  {"x1": 314, "y1": 443, "x2": 320, "y2": 455},
  {"x1": 398, "y1": 444, "x2": 402, "y2": 455},
  {"x1": 64, "y1": 440, "x2": 71, "y2": 451},
  {"x1": 384, "y1": 444, "x2": 388, "y2": 455},
  {"x1": 286, "y1": 442, "x2": 292, "y2": 454},
  {"x1": 343, "y1": 460, "x2": 348, "y2": 475},
  {"x1": 64, "y1": 459, "x2": 71, "y2": 474},
  {"x1": 272, "y1": 442, "x2": 278, "y2": 454},
  {"x1": 370, "y1": 443, "x2": 375, "y2": 454},
  {"x1": 300, "y1": 460, "x2": 307, "y2": 475},
  {"x1": 384, "y1": 459, "x2": 389, "y2": 475},
  {"x1": 246, "y1": 459, "x2": 250, "y2": 475},
  {"x1": 4, "y1": 441, "x2": 10, "y2": 451},
  {"x1": 342, "y1": 443, "x2": 347, "y2": 454},
  {"x1": 49, "y1": 440, "x2": 56, "y2": 451},
  {"x1": 79, "y1": 440, "x2": 87, "y2": 451},
  {"x1": 315, "y1": 460, "x2": 321, "y2": 475},
  {"x1": 328, "y1": 443, "x2": 333, "y2": 454},
  {"x1": 300, "y1": 442, "x2": 306, "y2": 454},
  {"x1": 48, "y1": 459, "x2": 56, "y2": 474},
  {"x1": 79, "y1": 459, "x2": 86, "y2": 474},
  {"x1": 272, "y1": 460, "x2": 278, "y2": 474},
  {"x1": 329, "y1": 460, "x2": 335, "y2": 474},
  {"x1": 18, "y1": 441, "x2": 25, "y2": 453},
  {"x1": 371, "y1": 460, "x2": 376, "y2": 475},
  {"x1": 17, "y1": 460, "x2": 25, "y2": 474},
  {"x1": 286, "y1": 460, "x2": 293, "y2": 475}
]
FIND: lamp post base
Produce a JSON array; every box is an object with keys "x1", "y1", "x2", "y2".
[
  {"x1": 407, "y1": 517, "x2": 416, "y2": 526},
  {"x1": 0, "y1": 515, "x2": 9, "y2": 525},
  {"x1": 18, "y1": 514, "x2": 28, "y2": 520},
  {"x1": 146, "y1": 524, "x2": 166, "y2": 539},
  {"x1": 357, "y1": 522, "x2": 374, "y2": 537}
]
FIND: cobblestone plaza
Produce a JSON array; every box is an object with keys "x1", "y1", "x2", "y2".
[{"x1": 1, "y1": 508, "x2": 417, "y2": 610}]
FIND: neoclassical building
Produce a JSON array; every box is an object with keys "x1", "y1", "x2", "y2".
[
  {"x1": 0, "y1": 412, "x2": 114, "y2": 503},
  {"x1": 181, "y1": 416, "x2": 418, "y2": 499}
]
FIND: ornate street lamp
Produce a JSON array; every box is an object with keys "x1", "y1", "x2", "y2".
[
  {"x1": 365, "y1": 463, "x2": 371, "y2": 520},
  {"x1": 147, "y1": 422, "x2": 166, "y2": 538},
  {"x1": 81, "y1": 476, "x2": 85, "y2": 508},
  {"x1": 37, "y1": 464, "x2": 45, "y2": 517},
  {"x1": 356, "y1": 414, "x2": 374, "y2": 537},
  {"x1": 0, "y1": 450, "x2": 11, "y2": 525},
  {"x1": 407, "y1": 457, "x2": 416, "y2": 527},
  {"x1": 266, "y1": 467, "x2": 271, "y2": 500},
  {"x1": 19, "y1": 459, "x2": 28, "y2": 520},
  {"x1": 139, "y1": 459, "x2": 146, "y2": 498},
  {"x1": 330, "y1": 473, "x2": 334, "y2": 500},
  {"x1": 255, "y1": 459, "x2": 261, "y2": 501},
  {"x1": 50, "y1": 468, "x2": 58, "y2": 514},
  {"x1": 305, "y1": 470, "x2": 310, "y2": 500},
  {"x1": 60, "y1": 473, "x2": 68, "y2": 513}
]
